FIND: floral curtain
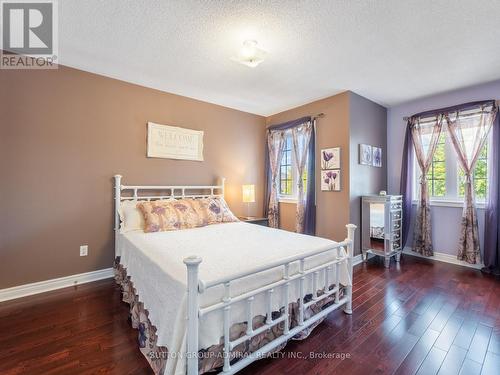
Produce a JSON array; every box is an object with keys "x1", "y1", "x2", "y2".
[
  {"x1": 292, "y1": 121, "x2": 313, "y2": 233},
  {"x1": 267, "y1": 130, "x2": 286, "y2": 228},
  {"x1": 410, "y1": 115, "x2": 444, "y2": 256},
  {"x1": 445, "y1": 104, "x2": 497, "y2": 264}
]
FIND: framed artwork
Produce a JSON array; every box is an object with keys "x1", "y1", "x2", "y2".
[
  {"x1": 372, "y1": 147, "x2": 382, "y2": 167},
  {"x1": 147, "y1": 122, "x2": 204, "y2": 161},
  {"x1": 321, "y1": 170, "x2": 341, "y2": 191},
  {"x1": 359, "y1": 144, "x2": 372, "y2": 165},
  {"x1": 321, "y1": 147, "x2": 340, "y2": 169}
]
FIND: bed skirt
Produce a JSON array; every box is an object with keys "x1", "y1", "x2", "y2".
[{"x1": 113, "y1": 257, "x2": 345, "y2": 375}]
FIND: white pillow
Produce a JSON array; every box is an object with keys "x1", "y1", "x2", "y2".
[{"x1": 118, "y1": 200, "x2": 145, "y2": 233}]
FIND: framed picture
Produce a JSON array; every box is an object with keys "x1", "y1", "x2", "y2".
[
  {"x1": 321, "y1": 147, "x2": 340, "y2": 169},
  {"x1": 147, "y1": 122, "x2": 204, "y2": 161},
  {"x1": 321, "y1": 170, "x2": 341, "y2": 191},
  {"x1": 372, "y1": 147, "x2": 382, "y2": 167},
  {"x1": 359, "y1": 144, "x2": 372, "y2": 165}
]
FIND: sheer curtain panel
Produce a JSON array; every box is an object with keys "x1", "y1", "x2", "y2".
[
  {"x1": 410, "y1": 115, "x2": 444, "y2": 256},
  {"x1": 446, "y1": 103, "x2": 497, "y2": 263}
]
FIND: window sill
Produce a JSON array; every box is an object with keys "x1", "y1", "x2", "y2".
[
  {"x1": 279, "y1": 197, "x2": 298, "y2": 204},
  {"x1": 412, "y1": 200, "x2": 486, "y2": 209}
]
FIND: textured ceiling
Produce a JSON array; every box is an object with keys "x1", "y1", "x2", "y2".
[{"x1": 59, "y1": 0, "x2": 500, "y2": 116}]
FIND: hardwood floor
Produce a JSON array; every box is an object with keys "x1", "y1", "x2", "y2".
[{"x1": 1, "y1": 255, "x2": 498, "y2": 375}]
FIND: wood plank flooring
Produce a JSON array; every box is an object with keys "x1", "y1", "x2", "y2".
[{"x1": 0, "y1": 255, "x2": 498, "y2": 375}]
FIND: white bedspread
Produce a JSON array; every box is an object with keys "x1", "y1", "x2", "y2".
[{"x1": 117, "y1": 222, "x2": 349, "y2": 375}]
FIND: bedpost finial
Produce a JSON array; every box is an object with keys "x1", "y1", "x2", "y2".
[
  {"x1": 345, "y1": 224, "x2": 357, "y2": 241},
  {"x1": 114, "y1": 174, "x2": 122, "y2": 180},
  {"x1": 183, "y1": 256, "x2": 203, "y2": 266}
]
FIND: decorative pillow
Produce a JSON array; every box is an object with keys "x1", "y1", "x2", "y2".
[
  {"x1": 137, "y1": 197, "x2": 239, "y2": 233},
  {"x1": 203, "y1": 197, "x2": 239, "y2": 224},
  {"x1": 118, "y1": 200, "x2": 145, "y2": 233},
  {"x1": 137, "y1": 199, "x2": 209, "y2": 232}
]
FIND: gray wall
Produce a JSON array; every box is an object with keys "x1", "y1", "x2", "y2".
[
  {"x1": 387, "y1": 79, "x2": 500, "y2": 256},
  {"x1": 349, "y1": 92, "x2": 388, "y2": 254}
]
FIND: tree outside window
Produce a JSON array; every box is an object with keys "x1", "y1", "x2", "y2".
[
  {"x1": 415, "y1": 128, "x2": 490, "y2": 202},
  {"x1": 458, "y1": 142, "x2": 488, "y2": 199},
  {"x1": 279, "y1": 132, "x2": 308, "y2": 199},
  {"x1": 427, "y1": 132, "x2": 446, "y2": 197}
]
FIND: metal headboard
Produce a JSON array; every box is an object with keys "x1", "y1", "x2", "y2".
[{"x1": 113, "y1": 174, "x2": 225, "y2": 254}]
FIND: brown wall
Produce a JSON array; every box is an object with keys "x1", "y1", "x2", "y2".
[
  {"x1": 0, "y1": 66, "x2": 266, "y2": 289},
  {"x1": 267, "y1": 92, "x2": 387, "y2": 255},
  {"x1": 266, "y1": 92, "x2": 351, "y2": 243},
  {"x1": 278, "y1": 202, "x2": 297, "y2": 232}
]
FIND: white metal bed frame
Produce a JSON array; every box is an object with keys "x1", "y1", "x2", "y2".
[{"x1": 113, "y1": 175, "x2": 356, "y2": 375}]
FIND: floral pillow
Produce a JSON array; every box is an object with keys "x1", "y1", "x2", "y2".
[
  {"x1": 137, "y1": 199, "x2": 208, "y2": 232},
  {"x1": 203, "y1": 197, "x2": 239, "y2": 224},
  {"x1": 137, "y1": 197, "x2": 239, "y2": 233}
]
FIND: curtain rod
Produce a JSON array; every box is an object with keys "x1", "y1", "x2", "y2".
[
  {"x1": 403, "y1": 105, "x2": 497, "y2": 122},
  {"x1": 267, "y1": 113, "x2": 324, "y2": 131}
]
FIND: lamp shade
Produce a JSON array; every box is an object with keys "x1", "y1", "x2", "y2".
[{"x1": 242, "y1": 184, "x2": 255, "y2": 203}]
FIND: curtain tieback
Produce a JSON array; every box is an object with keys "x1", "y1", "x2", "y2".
[
  {"x1": 464, "y1": 173, "x2": 472, "y2": 184},
  {"x1": 419, "y1": 175, "x2": 427, "y2": 185}
]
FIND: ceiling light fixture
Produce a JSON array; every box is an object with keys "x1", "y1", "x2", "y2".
[{"x1": 231, "y1": 40, "x2": 266, "y2": 68}]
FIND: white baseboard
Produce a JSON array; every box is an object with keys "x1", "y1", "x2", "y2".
[
  {"x1": 353, "y1": 253, "x2": 365, "y2": 266},
  {"x1": 352, "y1": 248, "x2": 482, "y2": 270},
  {"x1": 402, "y1": 247, "x2": 483, "y2": 269},
  {"x1": 1, "y1": 249, "x2": 478, "y2": 303},
  {"x1": 0, "y1": 268, "x2": 114, "y2": 303}
]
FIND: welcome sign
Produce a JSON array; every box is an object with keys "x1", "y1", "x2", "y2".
[{"x1": 147, "y1": 122, "x2": 204, "y2": 161}]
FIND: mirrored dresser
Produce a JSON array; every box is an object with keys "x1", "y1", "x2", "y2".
[{"x1": 361, "y1": 195, "x2": 403, "y2": 268}]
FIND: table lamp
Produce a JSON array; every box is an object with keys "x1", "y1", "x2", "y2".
[{"x1": 242, "y1": 184, "x2": 255, "y2": 219}]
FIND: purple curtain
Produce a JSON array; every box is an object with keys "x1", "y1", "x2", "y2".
[
  {"x1": 483, "y1": 106, "x2": 500, "y2": 275},
  {"x1": 399, "y1": 122, "x2": 414, "y2": 248},
  {"x1": 264, "y1": 117, "x2": 316, "y2": 235},
  {"x1": 304, "y1": 120, "x2": 316, "y2": 235}
]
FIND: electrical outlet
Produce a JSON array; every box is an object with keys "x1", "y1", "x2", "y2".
[{"x1": 80, "y1": 245, "x2": 88, "y2": 256}]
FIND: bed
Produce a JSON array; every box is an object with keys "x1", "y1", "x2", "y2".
[{"x1": 113, "y1": 175, "x2": 356, "y2": 375}]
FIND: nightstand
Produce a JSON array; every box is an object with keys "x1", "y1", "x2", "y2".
[{"x1": 238, "y1": 216, "x2": 269, "y2": 227}]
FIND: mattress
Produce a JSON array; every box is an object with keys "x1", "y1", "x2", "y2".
[{"x1": 117, "y1": 222, "x2": 349, "y2": 374}]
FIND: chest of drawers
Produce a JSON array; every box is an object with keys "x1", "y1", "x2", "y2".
[{"x1": 361, "y1": 195, "x2": 403, "y2": 268}]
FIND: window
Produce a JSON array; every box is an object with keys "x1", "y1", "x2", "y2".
[
  {"x1": 279, "y1": 135, "x2": 293, "y2": 195},
  {"x1": 279, "y1": 131, "x2": 308, "y2": 200},
  {"x1": 427, "y1": 132, "x2": 446, "y2": 197},
  {"x1": 414, "y1": 125, "x2": 490, "y2": 204},
  {"x1": 458, "y1": 135, "x2": 488, "y2": 200}
]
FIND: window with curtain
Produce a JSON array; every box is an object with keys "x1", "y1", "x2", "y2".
[
  {"x1": 413, "y1": 122, "x2": 491, "y2": 203},
  {"x1": 279, "y1": 131, "x2": 307, "y2": 200},
  {"x1": 458, "y1": 130, "x2": 488, "y2": 200}
]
